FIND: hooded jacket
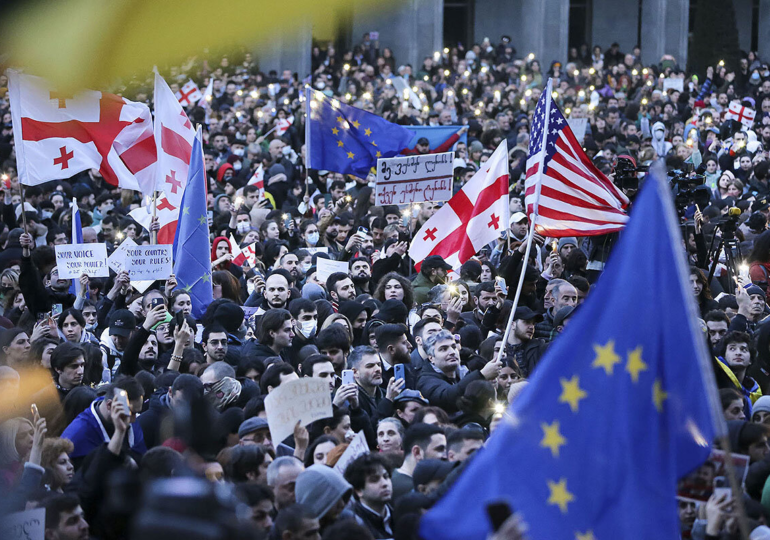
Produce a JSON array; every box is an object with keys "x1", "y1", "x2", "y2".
[
  {"x1": 295, "y1": 464, "x2": 353, "y2": 521},
  {"x1": 651, "y1": 122, "x2": 672, "y2": 158},
  {"x1": 99, "y1": 331, "x2": 124, "y2": 383}
]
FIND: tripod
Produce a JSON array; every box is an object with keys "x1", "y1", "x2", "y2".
[{"x1": 707, "y1": 227, "x2": 743, "y2": 295}]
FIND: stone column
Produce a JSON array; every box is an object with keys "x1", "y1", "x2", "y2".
[
  {"x1": 640, "y1": 0, "x2": 689, "y2": 67},
  {"x1": 519, "y1": 0, "x2": 570, "y2": 66},
  {"x1": 760, "y1": 0, "x2": 770, "y2": 61},
  {"x1": 591, "y1": 0, "x2": 640, "y2": 51}
]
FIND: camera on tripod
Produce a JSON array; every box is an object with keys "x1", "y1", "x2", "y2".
[
  {"x1": 713, "y1": 206, "x2": 742, "y2": 239},
  {"x1": 613, "y1": 156, "x2": 648, "y2": 191},
  {"x1": 669, "y1": 166, "x2": 710, "y2": 217}
]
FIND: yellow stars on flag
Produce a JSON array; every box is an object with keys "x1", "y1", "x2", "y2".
[
  {"x1": 558, "y1": 375, "x2": 587, "y2": 413},
  {"x1": 332, "y1": 127, "x2": 339, "y2": 135},
  {"x1": 576, "y1": 531, "x2": 596, "y2": 540},
  {"x1": 626, "y1": 346, "x2": 647, "y2": 383},
  {"x1": 347, "y1": 151, "x2": 355, "y2": 159},
  {"x1": 351, "y1": 120, "x2": 360, "y2": 129},
  {"x1": 198, "y1": 214, "x2": 207, "y2": 226},
  {"x1": 182, "y1": 206, "x2": 189, "y2": 216},
  {"x1": 540, "y1": 421, "x2": 567, "y2": 457},
  {"x1": 336, "y1": 116, "x2": 344, "y2": 125},
  {"x1": 375, "y1": 151, "x2": 382, "y2": 158},
  {"x1": 201, "y1": 273, "x2": 210, "y2": 283},
  {"x1": 364, "y1": 127, "x2": 372, "y2": 136},
  {"x1": 371, "y1": 140, "x2": 378, "y2": 147},
  {"x1": 592, "y1": 341, "x2": 621, "y2": 375},
  {"x1": 653, "y1": 379, "x2": 668, "y2": 412},
  {"x1": 547, "y1": 478, "x2": 575, "y2": 514},
  {"x1": 337, "y1": 140, "x2": 344, "y2": 147}
]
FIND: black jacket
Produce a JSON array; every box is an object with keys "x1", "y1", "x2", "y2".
[
  {"x1": 505, "y1": 339, "x2": 549, "y2": 378},
  {"x1": 352, "y1": 501, "x2": 393, "y2": 539},
  {"x1": 416, "y1": 367, "x2": 484, "y2": 414},
  {"x1": 137, "y1": 389, "x2": 170, "y2": 449}
]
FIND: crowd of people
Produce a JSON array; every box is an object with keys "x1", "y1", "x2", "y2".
[{"x1": 2, "y1": 32, "x2": 770, "y2": 540}]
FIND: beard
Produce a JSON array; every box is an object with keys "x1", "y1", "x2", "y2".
[
  {"x1": 326, "y1": 229, "x2": 338, "y2": 240},
  {"x1": 392, "y1": 348, "x2": 411, "y2": 366}
]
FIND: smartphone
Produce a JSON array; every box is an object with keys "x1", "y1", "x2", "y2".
[
  {"x1": 486, "y1": 501, "x2": 513, "y2": 532},
  {"x1": 207, "y1": 210, "x2": 214, "y2": 226},
  {"x1": 496, "y1": 276, "x2": 508, "y2": 295},
  {"x1": 151, "y1": 297, "x2": 164, "y2": 309},
  {"x1": 358, "y1": 226, "x2": 369, "y2": 235},
  {"x1": 342, "y1": 369, "x2": 355, "y2": 386},
  {"x1": 115, "y1": 389, "x2": 130, "y2": 413},
  {"x1": 713, "y1": 476, "x2": 732, "y2": 501},
  {"x1": 30, "y1": 403, "x2": 39, "y2": 418},
  {"x1": 175, "y1": 310, "x2": 185, "y2": 328},
  {"x1": 51, "y1": 303, "x2": 63, "y2": 317},
  {"x1": 394, "y1": 364, "x2": 405, "y2": 382}
]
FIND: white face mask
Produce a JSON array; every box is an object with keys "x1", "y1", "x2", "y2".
[
  {"x1": 307, "y1": 232, "x2": 320, "y2": 246},
  {"x1": 236, "y1": 221, "x2": 251, "y2": 234},
  {"x1": 247, "y1": 281, "x2": 255, "y2": 295},
  {"x1": 299, "y1": 319, "x2": 317, "y2": 338},
  {"x1": 233, "y1": 148, "x2": 245, "y2": 156},
  {"x1": 41, "y1": 210, "x2": 53, "y2": 220},
  {"x1": 301, "y1": 262, "x2": 312, "y2": 273}
]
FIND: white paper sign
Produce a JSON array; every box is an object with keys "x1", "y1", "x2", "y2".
[
  {"x1": 0, "y1": 508, "x2": 45, "y2": 540},
  {"x1": 376, "y1": 152, "x2": 453, "y2": 205},
  {"x1": 305, "y1": 247, "x2": 329, "y2": 255},
  {"x1": 264, "y1": 378, "x2": 332, "y2": 445},
  {"x1": 108, "y1": 237, "x2": 137, "y2": 273},
  {"x1": 55, "y1": 244, "x2": 109, "y2": 279},
  {"x1": 567, "y1": 118, "x2": 588, "y2": 143},
  {"x1": 122, "y1": 245, "x2": 173, "y2": 281},
  {"x1": 316, "y1": 257, "x2": 349, "y2": 283},
  {"x1": 663, "y1": 78, "x2": 684, "y2": 92},
  {"x1": 334, "y1": 430, "x2": 370, "y2": 474}
]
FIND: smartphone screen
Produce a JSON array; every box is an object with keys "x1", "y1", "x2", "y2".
[
  {"x1": 394, "y1": 364, "x2": 405, "y2": 382},
  {"x1": 342, "y1": 369, "x2": 355, "y2": 386}
]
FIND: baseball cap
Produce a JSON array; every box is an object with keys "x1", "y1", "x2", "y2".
[
  {"x1": 413, "y1": 459, "x2": 456, "y2": 488},
  {"x1": 510, "y1": 212, "x2": 527, "y2": 225},
  {"x1": 417, "y1": 137, "x2": 430, "y2": 146},
  {"x1": 108, "y1": 309, "x2": 137, "y2": 338},
  {"x1": 393, "y1": 389, "x2": 429, "y2": 406},
  {"x1": 422, "y1": 255, "x2": 452, "y2": 272},
  {"x1": 753, "y1": 195, "x2": 770, "y2": 213},
  {"x1": 514, "y1": 306, "x2": 543, "y2": 322},
  {"x1": 238, "y1": 417, "x2": 270, "y2": 438}
]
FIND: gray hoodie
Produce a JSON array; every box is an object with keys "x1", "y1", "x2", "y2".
[{"x1": 295, "y1": 464, "x2": 353, "y2": 520}]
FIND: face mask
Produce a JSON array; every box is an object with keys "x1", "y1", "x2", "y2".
[
  {"x1": 41, "y1": 210, "x2": 53, "y2": 220},
  {"x1": 85, "y1": 322, "x2": 97, "y2": 332},
  {"x1": 233, "y1": 161, "x2": 242, "y2": 171},
  {"x1": 247, "y1": 281, "x2": 255, "y2": 295},
  {"x1": 236, "y1": 222, "x2": 251, "y2": 234},
  {"x1": 307, "y1": 232, "x2": 319, "y2": 246},
  {"x1": 300, "y1": 319, "x2": 317, "y2": 338},
  {"x1": 752, "y1": 72, "x2": 761, "y2": 82},
  {"x1": 233, "y1": 148, "x2": 244, "y2": 156},
  {"x1": 301, "y1": 262, "x2": 312, "y2": 273}
]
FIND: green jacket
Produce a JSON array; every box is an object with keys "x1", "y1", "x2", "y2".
[{"x1": 412, "y1": 273, "x2": 436, "y2": 306}]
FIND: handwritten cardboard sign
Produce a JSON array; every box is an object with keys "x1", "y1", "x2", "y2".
[
  {"x1": 376, "y1": 152, "x2": 453, "y2": 205},
  {"x1": 121, "y1": 245, "x2": 173, "y2": 282},
  {"x1": 55, "y1": 244, "x2": 109, "y2": 279},
  {"x1": 0, "y1": 508, "x2": 45, "y2": 540},
  {"x1": 264, "y1": 378, "x2": 332, "y2": 445},
  {"x1": 334, "y1": 430, "x2": 369, "y2": 474}
]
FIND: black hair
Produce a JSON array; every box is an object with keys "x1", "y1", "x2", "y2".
[
  {"x1": 374, "y1": 323, "x2": 407, "y2": 350},
  {"x1": 202, "y1": 324, "x2": 228, "y2": 343},
  {"x1": 447, "y1": 426, "x2": 486, "y2": 452},
  {"x1": 289, "y1": 298, "x2": 317, "y2": 319},
  {"x1": 260, "y1": 362, "x2": 296, "y2": 394},
  {"x1": 326, "y1": 272, "x2": 351, "y2": 297},
  {"x1": 402, "y1": 423, "x2": 445, "y2": 455},
  {"x1": 139, "y1": 446, "x2": 183, "y2": 482},
  {"x1": 105, "y1": 375, "x2": 145, "y2": 402},
  {"x1": 303, "y1": 434, "x2": 340, "y2": 468},
  {"x1": 300, "y1": 354, "x2": 334, "y2": 377},
  {"x1": 456, "y1": 380, "x2": 496, "y2": 416},
  {"x1": 718, "y1": 331, "x2": 754, "y2": 360},
  {"x1": 57, "y1": 308, "x2": 85, "y2": 330},
  {"x1": 237, "y1": 483, "x2": 274, "y2": 505},
  {"x1": 62, "y1": 386, "x2": 97, "y2": 426},
  {"x1": 170, "y1": 373, "x2": 204, "y2": 400},
  {"x1": 316, "y1": 325, "x2": 352, "y2": 354},
  {"x1": 225, "y1": 444, "x2": 270, "y2": 483},
  {"x1": 43, "y1": 493, "x2": 82, "y2": 530},
  {"x1": 274, "y1": 504, "x2": 316, "y2": 537},
  {"x1": 412, "y1": 317, "x2": 441, "y2": 341},
  {"x1": 704, "y1": 310, "x2": 730, "y2": 324},
  {"x1": 236, "y1": 357, "x2": 265, "y2": 380},
  {"x1": 255, "y1": 308, "x2": 292, "y2": 346},
  {"x1": 720, "y1": 388, "x2": 743, "y2": 410},
  {"x1": 50, "y1": 342, "x2": 85, "y2": 372},
  {"x1": 344, "y1": 453, "x2": 392, "y2": 492},
  {"x1": 308, "y1": 406, "x2": 350, "y2": 440}
]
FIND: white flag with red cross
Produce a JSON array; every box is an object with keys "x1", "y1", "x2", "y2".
[
  {"x1": 175, "y1": 79, "x2": 202, "y2": 107},
  {"x1": 247, "y1": 163, "x2": 265, "y2": 197},
  {"x1": 725, "y1": 101, "x2": 756, "y2": 128},
  {"x1": 8, "y1": 70, "x2": 156, "y2": 190},
  {"x1": 151, "y1": 71, "x2": 196, "y2": 244},
  {"x1": 409, "y1": 140, "x2": 510, "y2": 270}
]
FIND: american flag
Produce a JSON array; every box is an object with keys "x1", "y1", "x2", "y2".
[{"x1": 524, "y1": 84, "x2": 629, "y2": 237}]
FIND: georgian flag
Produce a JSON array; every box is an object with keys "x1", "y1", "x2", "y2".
[
  {"x1": 725, "y1": 101, "x2": 756, "y2": 128},
  {"x1": 175, "y1": 79, "x2": 202, "y2": 107},
  {"x1": 409, "y1": 140, "x2": 510, "y2": 270},
  {"x1": 8, "y1": 70, "x2": 156, "y2": 190}
]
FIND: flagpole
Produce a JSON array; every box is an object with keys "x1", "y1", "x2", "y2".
[
  {"x1": 19, "y1": 182, "x2": 27, "y2": 232},
  {"x1": 151, "y1": 191, "x2": 158, "y2": 245},
  {"x1": 304, "y1": 85, "x2": 312, "y2": 184},
  {"x1": 496, "y1": 79, "x2": 554, "y2": 365}
]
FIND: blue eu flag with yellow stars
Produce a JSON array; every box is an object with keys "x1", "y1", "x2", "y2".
[
  {"x1": 306, "y1": 87, "x2": 415, "y2": 177},
  {"x1": 419, "y1": 170, "x2": 725, "y2": 540},
  {"x1": 172, "y1": 127, "x2": 213, "y2": 319}
]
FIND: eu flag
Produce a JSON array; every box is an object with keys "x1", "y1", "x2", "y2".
[
  {"x1": 419, "y1": 171, "x2": 725, "y2": 540},
  {"x1": 306, "y1": 87, "x2": 415, "y2": 178},
  {"x1": 172, "y1": 127, "x2": 212, "y2": 319}
]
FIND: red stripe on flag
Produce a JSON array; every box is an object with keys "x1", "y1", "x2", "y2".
[
  {"x1": 119, "y1": 133, "x2": 157, "y2": 174},
  {"x1": 161, "y1": 126, "x2": 193, "y2": 163},
  {"x1": 158, "y1": 221, "x2": 178, "y2": 245},
  {"x1": 525, "y1": 184, "x2": 627, "y2": 216}
]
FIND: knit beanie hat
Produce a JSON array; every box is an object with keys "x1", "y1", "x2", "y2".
[
  {"x1": 557, "y1": 237, "x2": 578, "y2": 252},
  {"x1": 753, "y1": 396, "x2": 770, "y2": 416},
  {"x1": 295, "y1": 465, "x2": 353, "y2": 520}
]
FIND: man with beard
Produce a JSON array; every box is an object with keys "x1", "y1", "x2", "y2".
[
  {"x1": 375, "y1": 324, "x2": 415, "y2": 389},
  {"x1": 279, "y1": 252, "x2": 303, "y2": 285},
  {"x1": 349, "y1": 257, "x2": 372, "y2": 295},
  {"x1": 504, "y1": 307, "x2": 548, "y2": 378},
  {"x1": 412, "y1": 256, "x2": 452, "y2": 305},
  {"x1": 326, "y1": 272, "x2": 356, "y2": 311},
  {"x1": 260, "y1": 271, "x2": 292, "y2": 314},
  {"x1": 460, "y1": 282, "x2": 498, "y2": 330},
  {"x1": 348, "y1": 345, "x2": 404, "y2": 422}
]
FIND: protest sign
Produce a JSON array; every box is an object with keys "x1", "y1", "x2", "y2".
[
  {"x1": 264, "y1": 378, "x2": 332, "y2": 445},
  {"x1": 0, "y1": 507, "x2": 45, "y2": 540},
  {"x1": 107, "y1": 237, "x2": 137, "y2": 273},
  {"x1": 305, "y1": 247, "x2": 329, "y2": 255},
  {"x1": 663, "y1": 78, "x2": 684, "y2": 92},
  {"x1": 375, "y1": 152, "x2": 453, "y2": 205},
  {"x1": 567, "y1": 118, "x2": 588, "y2": 143},
  {"x1": 122, "y1": 245, "x2": 173, "y2": 281},
  {"x1": 334, "y1": 430, "x2": 370, "y2": 474},
  {"x1": 316, "y1": 257, "x2": 349, "y2": 283},
  {"x1": 677, "y1": 449, "x2": 750, "y2": 503},
  {"x1": 55, "y1": 244, "x2": 109, "y2": 279}
]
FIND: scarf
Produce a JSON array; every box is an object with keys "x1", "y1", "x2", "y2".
[{"x1": 205, "y1": 377, "x2": 242, "y2": 411}]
